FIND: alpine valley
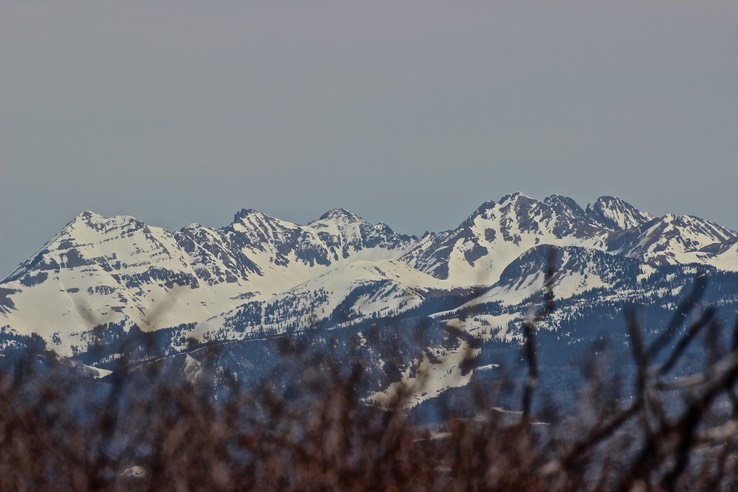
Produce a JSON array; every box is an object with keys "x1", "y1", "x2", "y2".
[{"x1": 3, "y1": 193, "x2": 738, "y2": 413}]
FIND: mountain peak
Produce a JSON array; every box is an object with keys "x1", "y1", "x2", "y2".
[
  {"x1": 543, "y1": 195, "x2": 586, "y2": 219},
  {"x1": 69, "y1": 210, "x2": 108, "y2": 227},
  {"x1": 74, "y1": 210, "x2": 102, "y2": 221},
  {"x1": 231, "y1": 208, "x2": 288, "y2": 228},
  {"x1": 318, "y1": 208, "x2": 363, "y2": 222},
  {"x1": 586, "y1": 196, "x2": 652, "y2": 231},
  {"x1": 67, "y1": 210, "x2": 144, "y2": 233},
  {"x1": 499, "y1": 191, "x2": 533, "y2": 204},
  {"x1": 233, "y1": 208, "x2": 265, "y2": 221}
]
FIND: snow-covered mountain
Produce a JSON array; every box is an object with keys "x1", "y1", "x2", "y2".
[
  {"x1": 0, "y1": 208, "x2": 414, "y2": 355},
  {"x1": 607, "y1": 213, "x2": 737, "y2": 266},
  {"x1": 400, "y1": 193, "x2": 736, "y2": 286},
  {"x1": 585, "y1": 195, "x2": 654, "y2": 231},
  {"x1": 2, "y1": 192, "x2": 738, "y2": 393},
  {"x1": 401, "y1": 193, "x2": 608, "y2": 285}
]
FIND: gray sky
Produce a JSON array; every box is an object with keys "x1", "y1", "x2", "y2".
[{"x1": 1, "y1": 1, "x2": 737, "y2": 276}]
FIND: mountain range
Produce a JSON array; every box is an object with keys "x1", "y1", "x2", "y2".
[{"x1": 2, "y1": 193, "x2": 738, "y2": 406}]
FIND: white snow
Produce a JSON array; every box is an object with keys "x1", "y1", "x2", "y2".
[{"x1": 367, "y1": 341, "x2": 480, "y2": 408}]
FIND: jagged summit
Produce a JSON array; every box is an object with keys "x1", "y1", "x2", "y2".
[
  {"x1": 231, "y1": 208, "x2": 275, "y2": 224},
  {"x1": 499, "y1": 191, "x2": 533, "y2": 203},
  {"x1": 72, "y1": 210, "x2": 102, "y2": 222},
  {"x1": 473, "y1": 193, "x2": 653, "y2": 232},
  {"x1": 585, "y1": 196, "x2": 652, "y2": 231},
  {"x1": 67, "y1": 210, "x2": 145, "y2": 231},
  {"x1": 317, "y1": 208, "x2": 363, "y2": 223},
  {"x1": 544, "y1": 195, "x2": 586, "y2": 220},
  {"x1": 230, "y1": 207, "x2": 369, "y2": 228}
]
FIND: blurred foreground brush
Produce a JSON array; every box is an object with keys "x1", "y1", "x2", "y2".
[{"x1": 2, "y1": 261, "x2": 738, "y2": 491}]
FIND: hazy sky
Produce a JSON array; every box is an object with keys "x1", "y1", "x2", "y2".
[{"x1": 1, "y1": 1, "x2": 737, "y2": 276}]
